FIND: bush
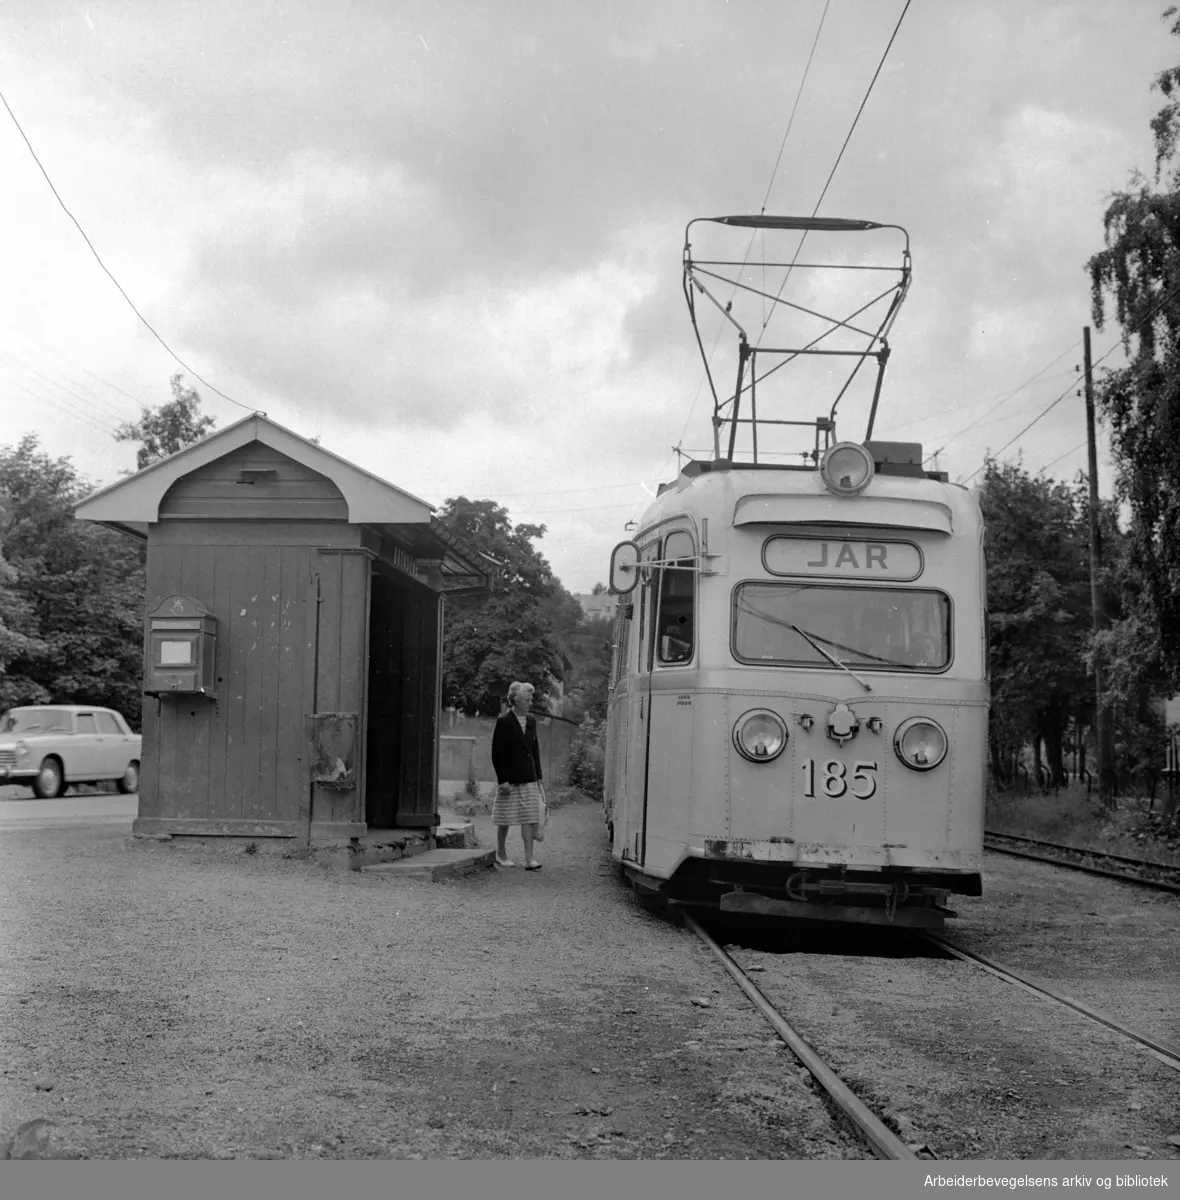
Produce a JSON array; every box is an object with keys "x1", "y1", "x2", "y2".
[{"x1": 566, "y1": 717, "x2": 605, "y2": 800}]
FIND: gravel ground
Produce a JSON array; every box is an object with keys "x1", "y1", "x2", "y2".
[
  {"x1": 2, "y1": 796, "x2": 1177, "y2": 1160},
  {"x1": 711, "y1": 849, "x2": 1180, "y2": 1162},
  {"x1": 0, "y1": 796, "x2": 861, "y2": 1160}
]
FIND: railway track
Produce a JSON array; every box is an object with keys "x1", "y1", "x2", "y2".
[
  {"x1": 681, "y1": 910, "x2": 1180, "y2": 1161},
  {"x1": 681, "y1": 910, "x2": 920, "y2": 1161},
  {"x1": 984, "y1": 829, "x2": 1180, "y2": 894}
]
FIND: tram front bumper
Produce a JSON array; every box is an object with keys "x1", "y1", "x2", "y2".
[{"x1": 701, "y1": 837, "x2": 982, "y2": 872}]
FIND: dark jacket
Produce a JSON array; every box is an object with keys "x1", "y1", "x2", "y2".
[{"x1": 491, "y1": 710, "x2": 543, "y2": 785}]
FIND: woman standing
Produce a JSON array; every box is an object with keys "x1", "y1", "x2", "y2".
[{"x1": 490, "y1": 680, "x2": 545, "y2": 870}]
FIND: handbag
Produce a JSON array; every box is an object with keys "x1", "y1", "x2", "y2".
[{"x1": 534, "y1": 783, "x2": 548, "y2": 842}]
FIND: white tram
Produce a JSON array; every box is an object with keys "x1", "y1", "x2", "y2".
[
  {"x1": 602, "y1": 216, "x2": 989, "y2": 929},
  {"x1": 604, "y1": 442, "x2": 988, "y2": 928}
]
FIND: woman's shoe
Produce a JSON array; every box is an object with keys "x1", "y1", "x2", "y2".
[
  {"x1": 525, "y1": 860, "x2": 542, "y2": 871},
  {"x1": 495, "y1": 855, "x2": 515, "y2": 868}
]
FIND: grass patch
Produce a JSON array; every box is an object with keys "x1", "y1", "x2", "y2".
[{"x1": 986, "y1": 782, "x2": 1180, "y2": 866}]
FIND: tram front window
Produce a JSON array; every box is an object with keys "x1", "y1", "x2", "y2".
[{"x1": 733, "y1": 583, "x2": 950, "y2": 671}]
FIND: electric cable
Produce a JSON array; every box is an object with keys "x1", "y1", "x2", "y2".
[{"x1": 0, "y1": 88, "x2": 260, "y2": 416}]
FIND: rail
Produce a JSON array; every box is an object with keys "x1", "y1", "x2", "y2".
[
  {"x1": 681, "y1": 909, "x2": 918, "y2": 1160},
  {"x1": 983, "y1": 830, "x2": 1180, "y2": 895}
]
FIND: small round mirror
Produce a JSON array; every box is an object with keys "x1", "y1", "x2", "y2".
[{"x1": 609, "y1": 541, "x2": 640, "y2": 595}]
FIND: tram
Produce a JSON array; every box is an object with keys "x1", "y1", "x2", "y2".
[{"x1": 602, "y1": 215, "x2": 988, "y2": 928}]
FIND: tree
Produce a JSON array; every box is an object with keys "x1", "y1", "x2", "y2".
[
  {"x1": 978, "y1": 458, "x2": 1092, "y2": 788},
  {"x1": 0, "y1": 518, "x2": 47, "y2": 709},
  {"x1": 0, "y1": 437, "x2": 146, "y2": 724},
  {"x1": 115, "y1": 373, "x2": 216, "y2": 469},
  {"x1": 435, "y1": 498, "x2": 564, "y2": 715},
  {"x1": 1086, "y1": 5, "x2": 1180, "y2": 684},
  {"x1": 540, "y1": 587, "x2": 614, "y2": 721},
  {"x1": 1090, "y1": 514, "x2": 1172, "y2": 788}
]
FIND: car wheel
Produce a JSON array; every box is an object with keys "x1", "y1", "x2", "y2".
[
  {"x1": 33, "y1": 758, "x2": 64, "y2": 800},
  {"x1": 117, "y1": 761, "x2": 140, "y2": 794}
]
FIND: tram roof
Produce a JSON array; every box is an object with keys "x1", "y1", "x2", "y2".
[{"x1": 635, "y1": 458, "x2": 981, "y2": 537}]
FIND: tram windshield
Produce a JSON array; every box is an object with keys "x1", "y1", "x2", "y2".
[{"x1": 733, "y1": 583, "x2": 950, "y2": 671}]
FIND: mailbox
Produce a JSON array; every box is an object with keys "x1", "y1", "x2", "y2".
[{"x1": 145, "y1": 594, "x2": 217, "y2": 698}]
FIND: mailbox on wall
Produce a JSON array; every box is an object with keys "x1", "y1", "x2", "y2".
[{"x1": 145, "y1": 594, "x2": 217, "y2": 698}]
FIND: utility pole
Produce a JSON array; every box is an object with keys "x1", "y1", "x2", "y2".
[{"x1": 1083, "y1": 326, "x2": 1116, "y2": 805}]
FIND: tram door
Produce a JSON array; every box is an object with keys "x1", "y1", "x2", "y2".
[
  {"x1": 640, "y1": 532, "x2": 697, "y2": 870},
  {"x1": 605, "y1": 603, "x2": 632, "y2": 842},
  {"x1": 621, "y1": 544, "x2": 658, "y2": 865}
]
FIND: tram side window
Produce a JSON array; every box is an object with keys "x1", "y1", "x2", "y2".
[
  {"x1": 656, "y1": 530, "x2": 696, "y2": 665},
  {"x1": 637, "y1": 542, "x2": 659, "y2": 674},
  {"x1": 611, "y1": 604, "x2": 632, "y2": 688}
]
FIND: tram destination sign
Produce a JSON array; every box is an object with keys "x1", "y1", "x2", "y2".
[{"x1": 762, "y1": 535, "x2": 923, "y2": 581}]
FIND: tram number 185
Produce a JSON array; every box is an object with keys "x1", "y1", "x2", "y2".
[{"x1": 801, "y1": 758, "x2": 878, "y2": 799}]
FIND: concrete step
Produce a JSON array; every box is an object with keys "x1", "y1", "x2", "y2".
[
  {"x1": 315, "y1": 830, "x2": 434, "y2": 871},
  {"x1": 435, "y1": 821, "x2": 477, "y2": 849},
  {"x1": 361, "y1": 847, "x2": 495, "y2": 881}
]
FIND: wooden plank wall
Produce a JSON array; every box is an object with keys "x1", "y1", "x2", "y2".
[
  {"x1": 158, "y1": 443, "x2": 349, "y2": 522},
  {"x1": 309, "y1": 548, "x2": 372, "y2": 828},
  {"x1": 141, "y1": 521, "x2": 362, "y2": 828}
]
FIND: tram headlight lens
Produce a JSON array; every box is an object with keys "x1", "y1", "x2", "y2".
[
  {"x1": 819, "y1": 441, "x2": 875, "y2": 495},
  {"x1": 733, "y1": 709, "x2": 788, "y2": 763},
  {"x1": 893, "y1": 717, "x2": 948, "y2": 771}
]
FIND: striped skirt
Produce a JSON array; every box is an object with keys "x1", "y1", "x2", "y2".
[{"x1": 492, "y1": 780, "x2": 543, "y2": 827}]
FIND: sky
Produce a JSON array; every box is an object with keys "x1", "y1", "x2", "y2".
[{"x1": 0, "y1": 0, "x2": 1174, "y2": 593}]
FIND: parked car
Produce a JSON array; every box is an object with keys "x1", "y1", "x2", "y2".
[{"x1": 0, "y1": 706, "x2": 141, "y2": 798}]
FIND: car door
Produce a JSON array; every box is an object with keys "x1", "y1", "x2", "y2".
[
  {"x1": 71, "y1": 711, "x2": 103, "y2": 780},
  {"x1": 94, "y1": 711, "x2": 131, "y2": 778}
]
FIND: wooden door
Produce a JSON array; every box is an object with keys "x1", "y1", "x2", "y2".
[{"x1": 365, "y1": 573, "x2": 403, "y2": 829}]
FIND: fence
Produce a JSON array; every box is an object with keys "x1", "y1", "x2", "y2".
[{"x1": 438, "y1": 710, "x2": 579, "y2": 787}]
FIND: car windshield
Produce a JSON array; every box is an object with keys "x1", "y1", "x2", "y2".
[
  {"x1": 733, "y1": 583, "x2": 950, "y2": 670},
  {"x1": 0, "y1": 708, "x2": 74, "y2": 734}
]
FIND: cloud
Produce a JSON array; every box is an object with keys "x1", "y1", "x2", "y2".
[{"x1": 0, "y1": 0, "x2": 1170, "y2": 589}]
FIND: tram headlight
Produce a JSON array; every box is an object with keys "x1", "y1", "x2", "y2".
[
  {"x1": 893, "y1": 717, "x2": 948, "y2": 771},
  {"x1": 819, "y1": 441, "x2": 875, "y2": 496},
  {"x1": 732, "y1": 709, "x2": 788, "y2": 763}
]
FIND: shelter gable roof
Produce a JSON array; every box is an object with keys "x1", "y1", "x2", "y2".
[{"x1": 74, "y1": 413, "x2": 434, "y2": 530}]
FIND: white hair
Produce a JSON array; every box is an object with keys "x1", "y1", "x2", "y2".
[{"x1": 507, "y1": 681, "x2": 534, "y2": 703}]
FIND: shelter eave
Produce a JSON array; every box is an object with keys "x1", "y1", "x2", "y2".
[
  {"x1": 372, "y1": 518, "x2": 493, "y2": 594},
  {"x1": 100, "y1": 520, "x2": 149, "y2": 541},
  {"x1": 73, "y1": 412, "x2": 437, "y2": 528}
]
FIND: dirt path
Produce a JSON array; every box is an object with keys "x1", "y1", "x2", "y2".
[
  {"x1": 0, "y1": 798, "x2": 859, "y2": 1159},
  {"x1": 2, "y1": 799, "x2": 1177, "y2": 1160}
]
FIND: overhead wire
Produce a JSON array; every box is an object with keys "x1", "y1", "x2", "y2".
[
  {"x1": 756, "y1": 0, "x2": 912, "y2": 349},
  {"x1": 10, "y1": 327, "x2": 159, "y2": 414},
  {"x1": 922, "y1": 339, "x2": 1083, "y2": 465},
  {"x1": 0, "y1": 373, "x2": 115, "y2": 438},
  {"x1": 0, "y1": 88, "x2": 259, "y2": 417},
  {"x1": 1038, "y1": 439, "x2": 1088, "y2": 474},
  {"x1": 875, "y1": 368, "x2": 1077, "y2": 438},
  {"x1": 0, "y1": 351, "x2": 136, "y2": 428},
  {"x1": 674, "y1": 0, "x2": 911, "y2": 478},
  {"x1": 958, "y1": 278, "x2": 1180, "y2": 485},
  {"x1": 668, "y1": 0, "x2": 833, "y2": 475},
  {"x1": 630, "y1": 0, "x2": 836, "y2": 529}
]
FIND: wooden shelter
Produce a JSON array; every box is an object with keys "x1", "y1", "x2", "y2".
[{"x1": 75, "y1": 414, "x2": 489, "y2": 842}]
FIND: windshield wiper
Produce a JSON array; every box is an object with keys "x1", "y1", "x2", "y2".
[{"x1": 791, "y1": 624, "x2": 873, "y2": 693}]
